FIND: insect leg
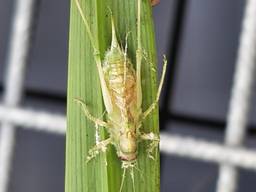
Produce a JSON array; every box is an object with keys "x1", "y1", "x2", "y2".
[
  {"x1": 86, "y1": 138, "x2": 112, "y2": 162},
  {"x1": 74, "y1": 98, "x2": 109, "y2": 128},
  {"x1": 74, "y1": 0, "x2": 113, "y2": 113},
  {"x1": 140, "y1": 132, "x2": 159, "y2": 159},
  {"x1": 141, "y1": 56, "x2": 167, "y2": 120}
]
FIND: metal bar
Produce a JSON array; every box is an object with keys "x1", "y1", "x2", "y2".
[
  {"x1": 160, "y1": 133, "x2": 256, "y2": 170},
  {"x1": 0, "y1": 105, "x2": 66, "y2": 134},
  {"x1": 216, "y1": 1, "x2": 256, "y2": 192},
  {"x1": 3, "y1": 83, "x2": 256, "y2": 136},
  {"x1": 2, "y1": 106, "x2": 256, "y2": 171},
  {"x1": 0, "y1": 0, "x2": 39, "y2": 191}
]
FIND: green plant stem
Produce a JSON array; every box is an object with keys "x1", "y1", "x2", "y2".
[{"x1": 65, "y1": 0, "x2": 160, "y2": 191}]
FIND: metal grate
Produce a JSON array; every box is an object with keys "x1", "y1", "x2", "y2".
[{"x1": 0, "y1": 0, "x2": 256, "y2": 192}]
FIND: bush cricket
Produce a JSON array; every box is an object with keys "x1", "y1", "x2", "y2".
[{"x1": 74, "y1": 0, "x2": 167, "y2": 191}]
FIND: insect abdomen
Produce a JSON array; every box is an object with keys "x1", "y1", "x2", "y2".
[
  {"x1": 104, "y1": 56, "x2": 136, "y2": 112},
  {"x1": 109, "y1": 60, "x2": 136, "y2": 106}
]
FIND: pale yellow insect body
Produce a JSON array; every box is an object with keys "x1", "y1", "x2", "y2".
[
  {"x1": 103, "y1": 23, "x2": 139, "y2": 162},
  {"x1": 74, "y1": 0, "x2": 167, "y2": 190}
]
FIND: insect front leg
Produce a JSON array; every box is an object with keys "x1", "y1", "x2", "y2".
[
  {"x1": 86, "y1": 138, "x2": 112, "y2": 162},
  {"x1": 140, "y1": 132, "x2": 159, "y2": 159},
  {"x1": 141, "y1": 56, "x2": 167, "y2": 120},
  {"x1": 75, "y1": 98, "x2": 109, "y2": 128}
]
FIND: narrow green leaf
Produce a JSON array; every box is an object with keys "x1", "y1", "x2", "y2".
[{"x1": 65, "y1": 0, "x2": 160, "y2": 192}]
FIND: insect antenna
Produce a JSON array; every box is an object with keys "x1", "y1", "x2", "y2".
[
  {"x1": 74, "y1": 0, "x2": 97, "y2": 52},
  {"x1": 74, "y1": 0, "x2": 113, "y2": 113},
  {"x1": 136, "y1": 0, "x2": 142, "y2": 109}
]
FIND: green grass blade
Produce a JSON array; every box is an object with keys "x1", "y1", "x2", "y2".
[{"x1": 65, "y1": 0, "x2": 160, "y2": 192}]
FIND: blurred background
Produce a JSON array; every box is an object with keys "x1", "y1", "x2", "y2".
[{"x1": 0, "y1": 0, "x2": 256, "y2": 192}]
